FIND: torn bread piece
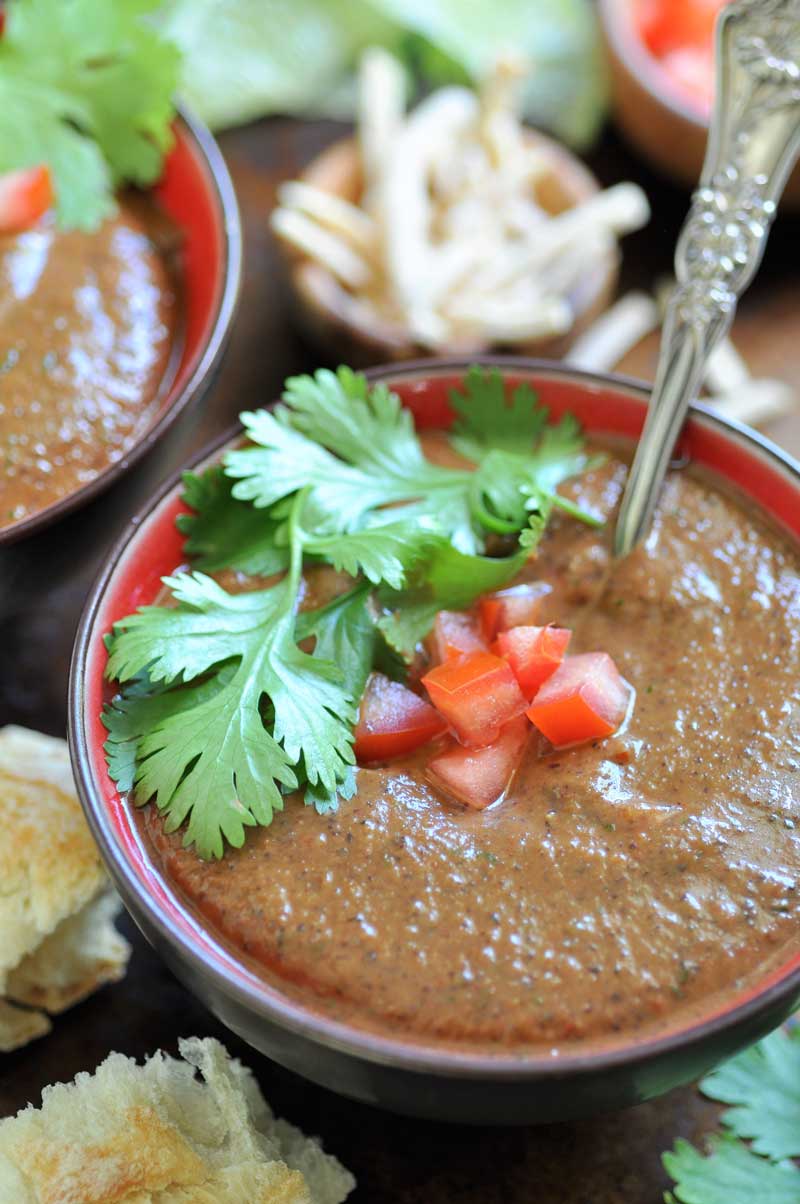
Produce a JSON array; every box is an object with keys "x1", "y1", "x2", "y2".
[
  {"x1": 0, "y1": 1036, "x2": 356, "y2": 1204},
  {"x1": 0, "y1": 726, "x2": 130, "y2": 1051}
]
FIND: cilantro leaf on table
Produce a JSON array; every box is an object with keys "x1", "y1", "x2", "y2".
[
  {"x1": 663, "y1": 1026, "x2": 800, "y2": 1204},
  {"x1": 664, "y1": 1135, "x2": 800, "y2": 1204},
  {"x1": 699, "y1": 1027, "x2": 800, "y2": 1161},
  {"x1": 0, "y1": 0, "x2": 180, "y2": 229},
  {"x1": 178, "y1": 468, "x2": 289, "y2": 577}
]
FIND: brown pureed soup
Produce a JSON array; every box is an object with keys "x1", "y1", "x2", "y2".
[
  {"x1": 145, "y1": 454, "x2": 800, "y2": 1052},
  {"x1": 0, "y1": 194, "x2": 180, "y2": 530}
]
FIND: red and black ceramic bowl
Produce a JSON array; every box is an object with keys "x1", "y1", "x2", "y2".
[
  {"x1": 0, "y1": 106, "x2": 242, "y2": 546},
  {"x1": 69, "y1": 359, "x2": 800, "y2": 1124}
]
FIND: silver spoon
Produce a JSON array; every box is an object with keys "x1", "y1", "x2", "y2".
[{"x1": 614, "y1": 0, "x2": 800, "y2": 557}]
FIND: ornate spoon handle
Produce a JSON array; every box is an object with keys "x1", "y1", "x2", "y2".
[{"x1": 613, "y1": 0, "x2": 800, "y2": 557}]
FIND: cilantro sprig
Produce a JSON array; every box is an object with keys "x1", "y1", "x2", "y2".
[
  {"x1": 103, "y1": 366, "x2": 599, "y2": 858},
  {"x1": 664, "y1": 1024, "x2": 800, "y2": 1204},
  {"x1": 0, "y1": 0, "x2": 180, "y2": 229}
]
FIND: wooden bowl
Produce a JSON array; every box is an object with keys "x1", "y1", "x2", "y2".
[
  {"x1": 598, "y1": 0, "x2": 800, "y2": 207},
  {"x1": 279, "y1": 133, "x2": 619, "y2": 368}
]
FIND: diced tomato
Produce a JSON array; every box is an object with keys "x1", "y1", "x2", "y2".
[
  {"x1": 636, "y1": 0, "x2": 723, "y2": 57},
  {"x1": 427, "y1": 716, "x2": 531, "y2": 810},
  {"x1": 526, "y1": 652, "x2": 630, "y2": 748},
  {"x1": 354, "y1": 672, "x2": 446, "y2": 762},
  {"x1": 496, "y1": 625, "x2": 571, "y2": 700},
  {"x1": 430, "y1": 609, "x2": 487, "y2": 663},
  {"x1": 422, "y1": 650, "x2": 527, "y2": 747},
  {"x1": 479, "y1": 582, "x2": 552, "y2": 642},
  {"x1": 0, "y1": 165, "x2": 54, "y2": 234}
]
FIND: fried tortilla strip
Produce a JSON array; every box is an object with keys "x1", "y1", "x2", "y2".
[
  {"x1": 0, "y1": 1037, "x2": 355, "y2": 1204},
  {"x1": 0, "y1": 726, "x2": 130, "y2": 1050}
]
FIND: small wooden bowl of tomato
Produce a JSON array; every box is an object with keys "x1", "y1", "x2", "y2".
[{"x1": 598, "y1": 0, "x2": 800, "y2": 207}]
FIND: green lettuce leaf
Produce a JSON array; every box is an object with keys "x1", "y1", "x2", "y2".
[{"x1": 0, "y1": 0, "x2": 180, "y2": 228}]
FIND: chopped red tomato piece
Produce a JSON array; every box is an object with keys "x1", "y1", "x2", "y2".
[
  {"x1": 479, "y1": 583, "x2": 551, "y2": 642},
  {"x1": 636, "y1": 0, "x2": 722, "y2": 57},
  {"x1": 354, "y1": 672, "x2": 446, "y2": 762},
  {"x1": 496, "y1": 625, "x2": 572, "y2": 700},
  {"x1": 430, "y1": 609, "x2": 487, "y2": 663},
  {"x1": 0, "y1": 165, "x2": 53, "y2": 234},
  {"x1": 427, "y1": 716, "x2": 530, "y2": 810},
  {"x1": 526, "y1": 652, "x2": 630, "y2": 748},
  {"x1": 422, "y1": 650, "x2": 527, "y2": 747}
]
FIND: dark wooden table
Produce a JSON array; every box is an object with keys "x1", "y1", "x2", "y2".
[{"x1": 2, "y1": 116, "x2": 799, "y2": 1201}]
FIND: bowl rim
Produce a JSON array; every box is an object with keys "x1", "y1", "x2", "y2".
[
  {"x1": 0, "y1": 103, "x2": 243, "y2": 547},
  {"x1": 69, "y1": 356, "x2": 800, "y2": 1082},
  {"x1": 597, "y1": 0, "x2": 709, "y2": 132}
]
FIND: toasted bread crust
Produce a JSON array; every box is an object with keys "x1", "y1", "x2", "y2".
[
  {"x1": 0, "y1": 1039, "x2": 353, "y2": 1204},
  {"x1": 0, "y1": 726, "x2": 131, "y2": 1050}
]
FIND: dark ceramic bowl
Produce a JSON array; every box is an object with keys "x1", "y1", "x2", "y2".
[
  {"x1": 69, "y1": 359, "x2": 800, "y2": 1124},
  {"x1": 0, "y1": 107, "x2": 242, "y2": 546}
]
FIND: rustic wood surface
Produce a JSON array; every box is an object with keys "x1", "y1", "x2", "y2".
[{"x1": 2, "y1": 116, "x2": 799, "y2": 1201}]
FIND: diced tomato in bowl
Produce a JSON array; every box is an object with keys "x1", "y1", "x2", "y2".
[
  {"x1": 427, "y1": 716, "x2": 531, "y2": 810},
  {"x1": 526, "y1": 652, "x2": 630, "y2": 748},
  {"x1": 479, "y1": 583, "x2": 552, "y2": 642},
  {"x1": 430, "y1": 609, "x2": 487, "y2": 663},
  {"x1": 354, "y1": 672, "x2": 446, "y2": 762},
  {"x1": 496, "y1": 625, "x2": 571, "y2": 699},
  {"x1": 0, "y1": 165, "x2": 54, "y2": 234},
  {"x1": 422, "y1": 651, "x2": 527, "y2": 747}
]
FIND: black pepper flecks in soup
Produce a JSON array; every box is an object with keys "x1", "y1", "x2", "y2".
[
  {"x1": 144, "y1": 452, "x2": 800, "y2": 1053},
  {"x1": 0, "y1": 193, "x2": 180, "y2": 529}
]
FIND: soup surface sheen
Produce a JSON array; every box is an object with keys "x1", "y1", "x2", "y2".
[
  {"x1": 145, "y1": 451, "x2": 800, "y2": 1052},
  {"x1": 0, "y1": 194, "x2": 179, "y2": 529}
]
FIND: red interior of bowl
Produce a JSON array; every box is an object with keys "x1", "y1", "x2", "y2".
[
  {"x1": 80, "y1": 366, "x2": 800, "y2": 1059},
  {"x1": 153, "y1": 118, "x2": 228, "y2": 409}
]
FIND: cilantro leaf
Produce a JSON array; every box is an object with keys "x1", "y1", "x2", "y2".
[
  {"x1": 378, "y1": 541, "x2": 528, "y2": 658},
  {"x1": 0, "y1": 0, "x2": 179, "y2": 229},
  {"x1": 105, "y1": 570, "x2": 357, "y2": 859},
  {"x1": 104, "y1": 363, "x2": 599, "y2": 854},
  {"x1": 304, "y1": 519, "x2": 439, "y2": 590},
  {"x1": 296, "y1": 589, "x2": 375, "y2": 815},
  {"x1": 296, "y1": 586, "x2": 376, "y2": 706},
  {"x1": 663, "y1": 1136, "x2": 800, "y2": 1204},
  {"x1": 699, "y1": 1027, "x2": 800, "y2": 1161},
  {"x1": 225, "y1": 369, "x2": 480, "y2": 552},
  {"x1": 450, "y1": 366, "x2": 550, "y2": 458},
  {"x1": 178, "y1": 468, "x2": 289, "y2": 576},
  {"x1": 303, "y1": 764, "x2": 358, "y2": 816},
  {"x1": 103, "y1": 669, "x2": 233, "y2": 795},
  {"x1": 450, "y1": 369, "x2": 599, "y2": 536}
]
